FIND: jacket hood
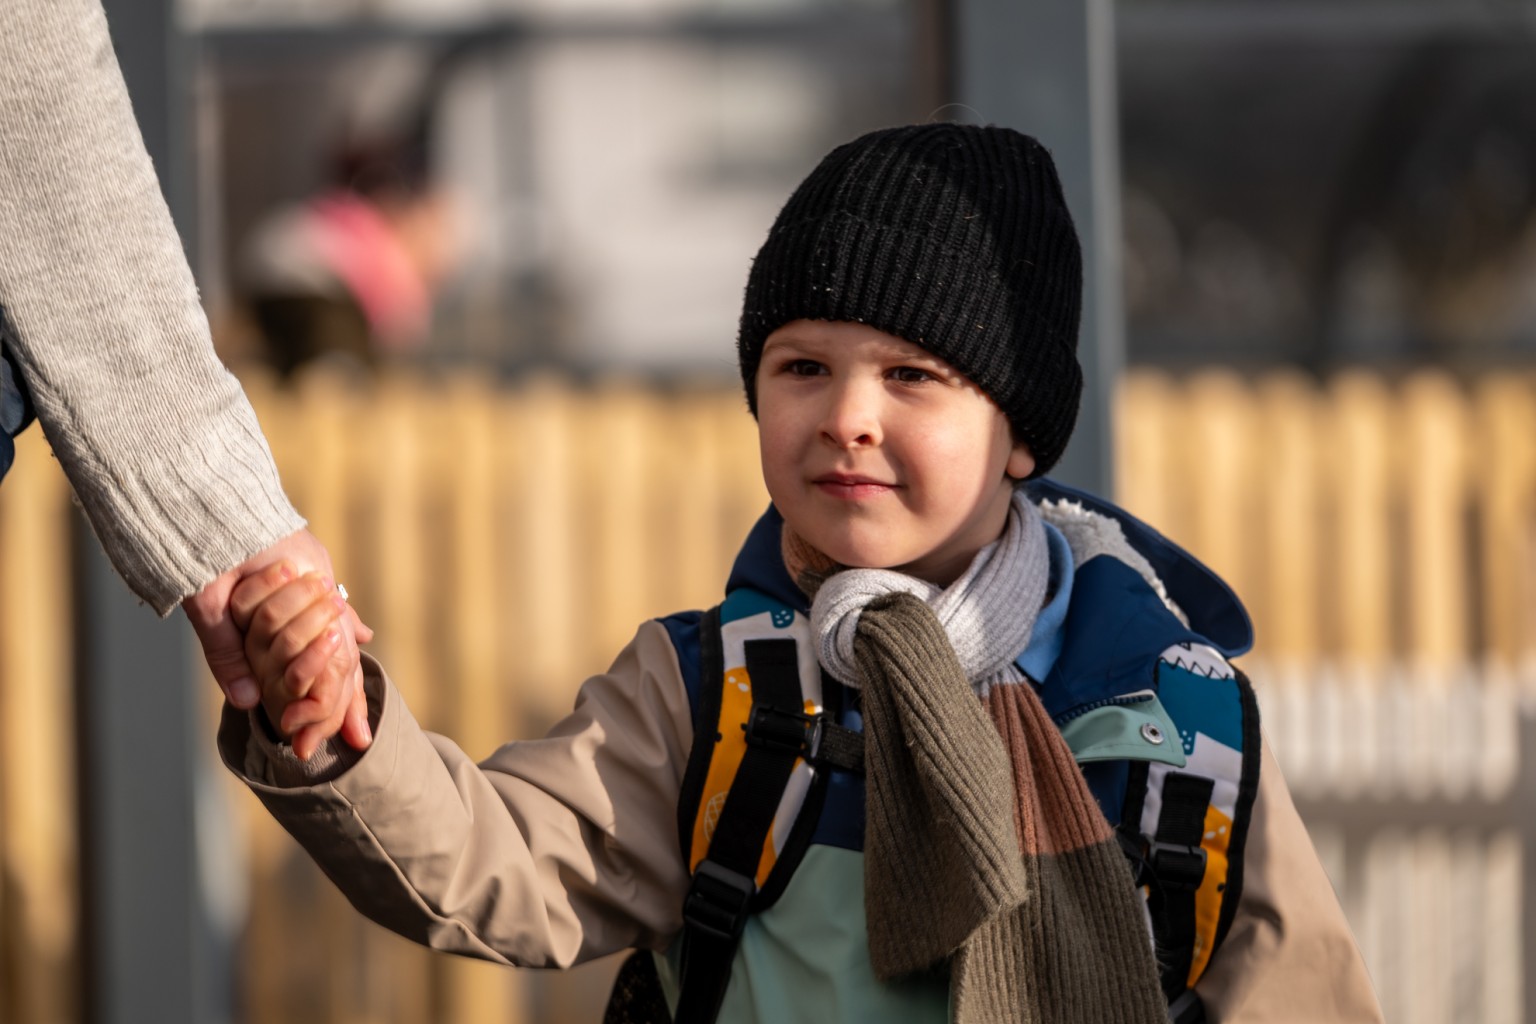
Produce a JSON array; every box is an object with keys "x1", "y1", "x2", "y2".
[{"x1": 1026, "y1": 479, "x2": 1252, "y2": 658}]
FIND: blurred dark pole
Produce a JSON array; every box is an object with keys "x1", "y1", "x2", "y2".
[
  {"x1": 933, "y1": 0, "x2": 1123, "y2": 497},
  {"x1": 77, "y1": 3, "x2": 235, "y2": 1024}
]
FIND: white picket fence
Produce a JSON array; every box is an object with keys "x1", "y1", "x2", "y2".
[{"x1": 1259, "y1": 664, "x2": 1536, "y2": 1024}]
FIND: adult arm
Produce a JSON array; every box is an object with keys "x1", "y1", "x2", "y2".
[
  {"x1": 1194, "y1": 738, "x2": 1385, "y2": 1023},
  {"x1": 0, "y1": 0, "x2": 302, "y2": 614},
  {"x1": 0, "y1": 1, "x2": 368, "y2": 744},
  {"x1": 217, "y1": 623, "x2": 696, "y2": 966}
]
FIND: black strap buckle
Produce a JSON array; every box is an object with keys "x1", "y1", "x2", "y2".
[
  {"x1": 1151, "y1": 844, "x2": 1208, "y2": 891},
  {"x1": 682, "y1": 859, "x2": 756, "y2": 943},
  {"x1": 744, "y1": 705, "x2": 823, "y2": 760},
  {"x1": 743, "y1": 705, "x2": 866, "y2": 774}
]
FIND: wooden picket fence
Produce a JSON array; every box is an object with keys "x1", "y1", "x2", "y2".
[
  {"x1": 0, "y1": 366, "x2": 1533, "y2": 1023},
  {"x1": 1118, "y1": 368, "x2": 1536, "y2": 677}
]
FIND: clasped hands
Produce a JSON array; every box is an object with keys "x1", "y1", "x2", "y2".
[{"x1": 183, "y1": 529, "x2": 372, "y2": 760}]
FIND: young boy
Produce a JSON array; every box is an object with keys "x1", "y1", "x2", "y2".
[{"x1": 221, "y1": 123, "x2": 1383, "y2": 1024}]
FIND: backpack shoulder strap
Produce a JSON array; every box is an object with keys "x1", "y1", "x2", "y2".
[
  {"x1": 669, "y1": 590, "x2": 862, "y2": 1024},
  {"x1": 675, "y1": 603, "x2": 726, "y2": 873},
  {"x1": 1124, "y1": 643, "x2": 1262, "y2": 1010}
]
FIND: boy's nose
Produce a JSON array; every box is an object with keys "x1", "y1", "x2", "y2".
[{"x1": 819, "y1": 380, "x2": 883, "y2": 449}]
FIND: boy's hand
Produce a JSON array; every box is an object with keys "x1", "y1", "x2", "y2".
[
  {"x1": 184, "y1": 528, "x2": 371, "y2": 757},
  {"x1": 230, "y1": 562, "x2": 375, "y2": 760}
]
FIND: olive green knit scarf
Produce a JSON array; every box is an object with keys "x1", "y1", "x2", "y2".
[{"x1": 785, "y1": 494, "x2": 1167, "y2": 1024}]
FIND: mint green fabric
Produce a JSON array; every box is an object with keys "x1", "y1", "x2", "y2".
[
  {"x1": 1059, "y1": 696, "x2": 1186, "y2": 767},
  {"x1": 651, "y1": 702, "x2": 1188, "y2": 1023},
  {"x1": 656, "y1": 845, "x2": 949, "y2": 1023}
]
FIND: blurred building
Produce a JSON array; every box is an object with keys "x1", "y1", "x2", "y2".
[
  {"x1": 193, "y1": 0, "x2": 1536, "y2": 379},
  {"x1": 196, "y1": 0, "x2": 921, "y2": 376},
  {"x1": 1118, "y1": 1, "x2": 1536, "y2": 373}
]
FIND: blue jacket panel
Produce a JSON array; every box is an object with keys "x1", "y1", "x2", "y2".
[{"x1": 0, "y1": 321, "x2": 37, "y2": 485}]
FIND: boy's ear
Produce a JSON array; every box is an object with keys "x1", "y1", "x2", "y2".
[{"x1": 1006, "y1": 441, "x2": 1036, "y2": 481}]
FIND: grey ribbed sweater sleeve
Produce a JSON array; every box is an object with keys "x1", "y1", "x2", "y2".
[{"x1": 0, "y1": 0, "x2": 303, "y2": 614}]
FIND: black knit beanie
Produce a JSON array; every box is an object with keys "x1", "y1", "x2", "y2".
[{"x1": 738, "y1": 123, "x2": 1083, "y2": 477}]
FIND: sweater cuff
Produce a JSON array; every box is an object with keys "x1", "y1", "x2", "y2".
[
  {"x1": 246, "y1": 707, "x2": 356, "y2": 786},
  {"x1": 69, "y1": 387, "x2": 305, "y2": 616},
  {"x1": 234, "y1": 670, "x2": 383, "y2": 788}
]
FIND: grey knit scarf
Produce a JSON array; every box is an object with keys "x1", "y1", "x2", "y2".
[
  {"x1": 810, "y1": 494, "x2": 1050, "y2": 697},
  {"x1": 786, "y1": 491, "x2": 1168, "y2": 1024}
]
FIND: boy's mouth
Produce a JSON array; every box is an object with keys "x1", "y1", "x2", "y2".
[{"x1": 813, "y1": 472, "x2": 896, "y2": 500}]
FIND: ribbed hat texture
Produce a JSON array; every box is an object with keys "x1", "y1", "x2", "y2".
[{"x1": 738, "y1": 123, "x2": 1084, "y2": 476}]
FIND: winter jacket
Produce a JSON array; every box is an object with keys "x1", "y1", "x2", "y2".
[{"x1": 220, "y1": 493, "x2": 1384, "y2": 1022}]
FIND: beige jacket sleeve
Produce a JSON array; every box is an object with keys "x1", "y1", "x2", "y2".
[
  {"x1": 218, "y1": 621, "x2": 695, "y2": 968},
  {"x1": 1195, "y1": 738, "x2": 1385, "y2": 1023},
  {"x1": 0, "y1": 0, "x2": 302, "y2": 613}
]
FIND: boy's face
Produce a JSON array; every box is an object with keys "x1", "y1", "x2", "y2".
[{"x1": 756, "y1": 320, "x2": 1034, "y2": 587}]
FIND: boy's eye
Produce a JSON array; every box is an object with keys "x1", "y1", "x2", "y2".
[
  {"x1": 784, "y1": 359, "x2": 826, "y2": 377},
  {"x1": 890, "y1": 366, "x2": 936, "y2": 385}
]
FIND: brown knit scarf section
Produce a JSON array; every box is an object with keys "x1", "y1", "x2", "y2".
[{"x1": 784, "y1": 532, "x2": 1168, "y2": 1024}]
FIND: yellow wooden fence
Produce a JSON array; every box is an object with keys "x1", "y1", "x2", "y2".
[
  {"x1": 1118, "y1": 369, "x2": 1536, "y2": 677},
  {"x1": 0, "y1": 367, "x2": 1532, "y2": 1023}
]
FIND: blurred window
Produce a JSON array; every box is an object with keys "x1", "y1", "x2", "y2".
[
  {"x1": 194, "y1": 0, "x2": 1536, "y2": 376},
  {"x1": 1119, "y1": 1, "x2": 1536, "y2": 371},
  {"x1": 193, "y1": 1, "x2": 918, "y2": 375}
]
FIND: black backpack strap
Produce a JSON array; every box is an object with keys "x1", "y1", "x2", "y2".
[
  {"x1": 1213, "y1": 669, "x2": 1263, "y2": 954},
  {"x1": 1148, "y1": 771, "x2": 1215, "y2": 1000},
  {"x1": 1119, "y1": 659, "x2": 1262, "y2": 1018},
  {"x1": 1154, "y1": 669, "x2": 1262, "y2": 1013},
  {"x1": 673, "y1": 637, "x2": 805, "y2": 1024},
  {"x1": 743, "y1": 674, "x2": 856, "y2": 914}
]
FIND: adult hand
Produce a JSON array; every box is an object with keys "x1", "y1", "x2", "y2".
[{"x1": 183, "y1": 528, "x2": 372, "y2": 758}]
